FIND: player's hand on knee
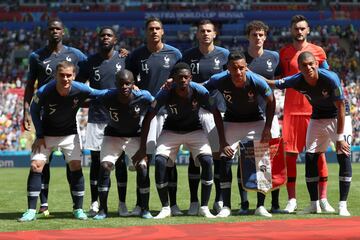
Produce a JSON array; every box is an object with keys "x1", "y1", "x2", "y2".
[
  {"x1": 260, "y1": 127, "x2": 272, "y2": 143},
  {"x1": 336, "y1": 140, "x2": 350, "y2": 156},
  {"x1": 132, "y1": 149, "x2": 146, "y2": 166},
  {"x1": 221, "y1": 143, "x2": 234, "y2": 158},
  {"x1": 31, "y1": 138, "x2": 46, "y2": 153}
]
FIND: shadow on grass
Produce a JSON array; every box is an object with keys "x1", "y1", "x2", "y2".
[{"x1": 0, "y1": 211, "x2": 76, "y2": 220}]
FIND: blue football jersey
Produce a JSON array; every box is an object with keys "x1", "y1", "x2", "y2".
[
  {"x1": 245, "y1": 49, "x2": 279, "y2": 112},
  {"x1": 152, "y1": 82, "x2": 213, "y2": 132},
  {"x1": 204, "y1": 70, "x2": 273, "y2": 122},
  {"x1": 275, "y1": 68, "x2": 344, "y2": 119},
  {"x1": 31, "y1": 80, "x2": 106, "y2": 138},
  {"x1": 182, "y1": 46, "x2": 229, "y2": 83},
  {"x1": 126, "y1": 44, "x2": 182, "y2": 95},
  {"x1": 99, "y1": 89, "x2": 154, "y2": 137},
  {"x1": 77, "y1": 50, "x2": 126, "y2": 123},
  {"x1": 28, "y1": 45, "x2": 87, "y2": 87}
]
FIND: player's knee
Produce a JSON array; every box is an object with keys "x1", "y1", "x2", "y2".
[
  {"x1": 101, "y1": 161, "x2": 114, "y2": 172},
  {"x1": 30, "y1": 160, "x2": 44, "y2": 173},
  {"x1": 198, "y1": 154, "x2": 212, "y2": 168},
  {"x1": 68, "y1": 160, "x2": 82, "y2": 171}
]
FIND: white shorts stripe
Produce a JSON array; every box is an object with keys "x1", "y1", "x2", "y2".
[{"x1": 201, "y1": 179, "x2": 214, "y2": 186}]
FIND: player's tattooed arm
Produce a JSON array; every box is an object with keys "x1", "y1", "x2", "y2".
[{"x1": 334, "y1": 100, "x2": 350, "y2": 156}]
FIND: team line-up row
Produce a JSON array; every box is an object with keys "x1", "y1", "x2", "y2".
[{"x1": 18, "y1": 15, "x2": 352, "y2": 222}]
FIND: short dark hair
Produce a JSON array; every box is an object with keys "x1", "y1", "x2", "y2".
[
  {"x1": 116, "y1": 69, "x2": 134, "y2": 83},
  {"x1": 290, "y1": 15, "x2": 309, "y2": 27},
  {"x1": 245, "y1": 20, "x2": 269, "y2": 36},
  {"x1": 297, "y1": 51, "x2": 315, "y2": 65},
  {"x1": 145, "y1": 16, "x2": 163, "y2": 29},
  {"x1": 56, "y1": 61, "x2": 76, "y2": 73},
  {"x1": 170, "y1": 62, "x2": 191, "y2": 77},
  {"x1": 47, "y1": 17, "x2": 64, "y2": 29},
  {"x1": 227, "y1": 50, "x2": 246, "y2": 62},
  {"x1": 99, "y1": 26, "x2": 117, "y2": 36},
  {"x1": 197, "y1": 19, "x2": 215, "y2": 28}
]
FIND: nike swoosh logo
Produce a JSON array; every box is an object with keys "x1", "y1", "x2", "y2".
[
  {"x1": 190, "y1": 59, "x2": 198, "y2": 62},
  {"x1": 93, "y1": 66, "x2": 99, "y2": 70},
  {"x1": 43, "y1": 60, "x2": 51, "y2": 64},
  {"x1": 141, "y1": 59, "x2": 147, "y2": 63},
  {"x1": 49, "y1": 104, "x2": 57, "y2": 107},
  {"x1": 109, "y1": 107, "x2": 118, "y2": 110}
]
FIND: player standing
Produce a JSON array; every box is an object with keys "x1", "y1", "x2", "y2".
[
  {"x1": 77, "y1": 27, "x2": 128, "y2": 217},
  {"x1": 278, "y1": 15, "x2": 334, "y2": 213},
  {"x1": 204, "y1": 50, "x2": 275, "y2": 218},
  {"x1": 268, "y1": 51, "x2": 352, "y2": 216},
  {"x1": 242, "y1": 20, "x2": 282, "y2": 217},
  {"x1": 126, "y1": 17, "x2": 182, "y2": 216},
  {"x1": 182, "y1": 19, "x2": 229, "y2": 215},
  {"x1": 18, "y1": 61, "x2": 105, "y2": 222},
  {"x1": 22, "y1": 18, "x2": 87, "y2": 217}
]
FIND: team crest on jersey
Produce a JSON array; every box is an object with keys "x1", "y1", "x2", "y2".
[
  {"x1": 32, "y1": 94, "x2": 39, "y2": 104},
  {"x1": 116, "y1": 63, "x2": 122, "y2": 72},
  {"x1": 214, "y1": 57, "x2": 221, "y2": 70},
  {"x1": 266, "y1": 59, "x2": 273, "y2": 72},
  {"x1": 248, "y1": 90, "x2": 255, "y2": 102},
  {"x1": 163, "y1": 55, "x2": 170, "y2": 68},
  {"x1": 66, "y1": 56, "x2": 72, "y2": 62},
  {"x1": 72, "y1": 97, "x2": 79, "y2": 109},
  {"x1": 131, "y1": 105, "x2": 141, "y2": 118},
  {"x1": 191, "y1": 99, "x2": 198, "y2": 111},
  {"x1": 321, "y1": 89, "x2": 329, "y2": 98}
]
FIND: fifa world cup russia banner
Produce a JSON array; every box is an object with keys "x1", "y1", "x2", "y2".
[{"x1": 239, "y1": 138, "x2": 286, "y2": 194}]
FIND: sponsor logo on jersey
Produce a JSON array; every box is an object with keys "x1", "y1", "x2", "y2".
[
  {"x1": 43, "y1": 60, "x2": 51, "y2": 64},
  {"x1": 190, "y1": 59, "x2": 198, "y2": 62},
  {"x1": 266, "y1": 59, "x2": 273, "y2": 72},
  {"x1": 214, "y1": 57, "x2": 221, "y2": 70},
  {"x1": 163, "y1": 55, "x2": 170, "y2": 68},
  {"x1": 49, "y1": 103, "x2": 57, "y2": 107}
]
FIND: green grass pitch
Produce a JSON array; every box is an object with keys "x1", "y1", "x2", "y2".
[{"x1": 0, "y1": 164, "x2": 359, "y2": 232}]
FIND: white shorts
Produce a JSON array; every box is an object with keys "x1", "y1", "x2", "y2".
[
  {"x1": 270, "y1": 115, "x2": 280, "y2": 138},
  {"x1": 84, "y1": 123, "x2": 106, "y2": 151},
  {"x1": 199, "y1": 108, "x2": 220, "y2": 153},
  {"x1": 306, "y1": 116, "x2": 353, "y2": 153},
  {"x1": 31, "y1": 134, "x2": 82, "y2": 163},
  {"x1": 146, "y1": 114, "x2": 165, "y2": 154},
  {"x1": 100, "y1": 136, "x2": 140, "y2": 165},
  {"x1": 221, "y1": 120, "x2": 265, "y2": 158},
  {"x1": 156, "y1": 129, "x2": 212, "y2": 167}
]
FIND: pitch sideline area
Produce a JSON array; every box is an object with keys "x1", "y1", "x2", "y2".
[{"x1": 1, "y1": 217, "x2": 360, "y2": 239}]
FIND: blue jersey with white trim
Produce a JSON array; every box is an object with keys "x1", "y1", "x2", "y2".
[
  {"x1": 77, "y1": 50, "x2": 126, "y2": 123},
  {"x1": 99, "y1": 89, "x2": 154, "y2": 137},
  {"x1": 28, "y1": 45, "x2": 87, "y2": 87},
  {"x1": 204, "y1": 70, "x2": 273, "y2": 122},
  {"x1": 125, "y1": 44, "x2": 182, "y2": 95},
  {"x1": 152, "y1": 82, "x2": 212, "y2": 132},
  {"x1": 182, "y1": 46, "x2": 229, "y2": 83},
  {"x1": 275, "y1": 68, "x2": 344, "y2": 119},
  {"x1": 30, "y1": 80, "x2": 106, "y2": 138}
]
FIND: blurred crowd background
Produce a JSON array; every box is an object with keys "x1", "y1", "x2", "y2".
[{"x1": 0, "y1": 0, "x2": 359, "y2": 150}]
